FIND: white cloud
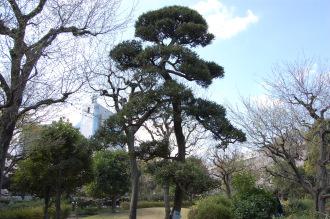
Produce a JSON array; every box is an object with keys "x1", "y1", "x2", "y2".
[{"x1": 192, "y1": 0, "x2": 259, "y2": 40}]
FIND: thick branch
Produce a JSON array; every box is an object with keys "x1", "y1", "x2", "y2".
[
  {"x1": 25, "y1": 0, "x2": 47, "y2": 20},
  {"x1": 18, "y1": 92, "x2": 72, "y2": 116}
]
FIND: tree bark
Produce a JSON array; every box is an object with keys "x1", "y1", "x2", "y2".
[
  {"x1": 55, "y1": 187, "x2": 61, "y2": 219},
  {"x1": 112, "y1": 196, "x2": 117, "y2": 213},
  {"x1": 55, "y1": 169, "x2": 62, "y2": 219},
  {"x1": 0, "y1": 109, "x2": 19, "y2": 193},
  {"x1": 315, "y1": 121, "x2": 329, "y2": 214},
  {"x1": 127, "y1": 131, "x2": 140, "y2": 219},
  {"x1": 171, "y1": 97, "x2": 186, "y2": 218},
  {"x1": 44, "y1": 188, "x2": 50, "y2": 219},
  {"x1": 164, "y1": 181, "x2": 170, "y2": 219},
  {"x1": 224, "y1": 175, "x2": 232, "y2": 199}
]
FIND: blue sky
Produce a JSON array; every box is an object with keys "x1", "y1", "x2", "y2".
[{"x1": 120, "y1": 0, "x2": 330, "y2": 105}]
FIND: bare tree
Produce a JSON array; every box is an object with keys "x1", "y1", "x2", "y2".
[
  {"x1": 231, "y1": 58, "x2": 330, "y2": 213},
  {"x1": 0, "y1": 0, "x2": 129, "y2": 191},
  {"x1": 211, "y1": 148, "x2": 244, "y2": 198}
]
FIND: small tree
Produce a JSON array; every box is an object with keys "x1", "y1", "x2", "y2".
[
  {"x1": 87, "y1": 150, "x2": 130, "y2": 212},
  {"x1": 12, "y1": 119, "x2": 92, "y2": 219},
  {"x1": 212, "y1": 148, "x2": 245, "y2": 198}
]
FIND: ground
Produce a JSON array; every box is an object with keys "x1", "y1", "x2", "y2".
[{"x1": 80, "y1": 207, "x2": 190, "y2": 219}]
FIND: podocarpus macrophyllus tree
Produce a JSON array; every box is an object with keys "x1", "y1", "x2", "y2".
[{"x1": 110, "y1": 6, "x2": 246, "y2": 218}]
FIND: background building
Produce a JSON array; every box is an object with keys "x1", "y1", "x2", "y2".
[{"x1": 78, "y1": 96, "x2": 112, "y2": 138}]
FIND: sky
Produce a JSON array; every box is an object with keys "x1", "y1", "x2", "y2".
[
  {"x1": 65, "y1": 0, "x2": 330, "y2": 125},
  {"x1": 118, "y1": 0, "x2": 330, "y2": 105}
]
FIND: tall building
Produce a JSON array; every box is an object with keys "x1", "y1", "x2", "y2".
[{"x1": 78, "y1": 96, "x2": 112, "y2": 138}]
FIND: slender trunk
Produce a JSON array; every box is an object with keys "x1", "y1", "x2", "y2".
[
  {"x1": 224, "y1": 175, "x2": 232, "y2": 199},
  {"x1": 315, "y1": 121, "x2": 329, "y2": 214},
  {"x1": 317, "y1": 193, "x2": 326, "y2": 214},
  {"x1": 55, "y1": 187, "x2": 61, "y2": 219},
  {"x1": 127, "y1": 131, "x2": 140, "y2": 219},
  {"x1": 0, "y1": 110, "x2": 18, "y2": 193},
  {"x1": 55, "y1": 169, "x2": 62, "y2": 219},
  {"x1": 171, "y1": 97, "x2": 186, "y2": 218},
  {"x1": 129, "y1": 158, "x2": 139, "y2": 219},
  {"x1": 164, "y1": 181, "x2": 170, "y2": 219},
  {"x1": 112, "y1": 196, "x2": 117, "y2": 213},
  {"x1": 44, "y1": 188, "x2": 50, "y2": 219}
]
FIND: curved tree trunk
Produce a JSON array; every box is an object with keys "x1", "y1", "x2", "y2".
[{"x1": 171, "y1": 97, "x2": 186, "y2": 218}]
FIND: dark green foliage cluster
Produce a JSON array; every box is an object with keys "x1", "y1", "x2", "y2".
[
  {"x1": 146, "y1": 157, "x2": 217, "y2": 196},
  {"x1": 187, "y1": 98, "x2": 246, "y2": 147},
  {"x1": 232, "y1": 171, "x2": 276, "y2": 219},
  {"x1": 135, "y1": 6, "x2": 214, "y2": 46},
  {"x1": 188, "y1": 195, "x2": 233, "y2": 219},
  {"x1": 110, "y1": 6, "x2": 224, "y2": 87},
  {"x1": 86, "y1": 150, "x2": 130, "y2": 199},
  {"x1": 233, "y1": 188, "x2": 276, "y2": 219},
  {"x1": 136, "y1": 139, "x2": 171, "y2": 160},
  {"x1": 12, "y1": 119, "x2": 92, "y2": 196}
]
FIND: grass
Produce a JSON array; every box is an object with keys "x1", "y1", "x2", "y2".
[{"x1": 81, "y1": 207, "x2": 190, "y2": 219}]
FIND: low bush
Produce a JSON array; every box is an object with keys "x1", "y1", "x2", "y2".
[
  {"x1": 0, "y1": 204, "x2": 71, "y2": 219},
  {"x1": 188, "y1": 195, "x2": 233, "y2": 219},
  {"x1": 77, "y1": 206, "x2": 99, "y2": 216},
  {"x1": 233, "y1": 188, "x2": 276, "y2": 219}
]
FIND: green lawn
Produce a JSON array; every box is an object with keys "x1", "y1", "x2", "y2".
[{"x1": 81, "y1": 207, "x2": 190, "y2": 219}]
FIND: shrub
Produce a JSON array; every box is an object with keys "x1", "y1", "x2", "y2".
[
  {"x1": 233, "y1": 188, "x2": 276, "y2": 219},
  {"x1": 284, "y1": 198, "x2": 313, "y2": 215},
  {"x1": 0, "y1": 204, "x2": 71, "y2": 219},
  {"x1": 232, "y1": 171, "x2": 256, "y2": 193},
  {"x1": 188, "y1": 195, "x2": 233, "y2": 219},
  {"x1": 77, "y1": 206, "x2": 99, "y2": 216}
]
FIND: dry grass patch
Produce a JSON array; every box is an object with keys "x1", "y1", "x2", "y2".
[{"x1": 82, "y1": 207, "x2": 189, "y2": 219}]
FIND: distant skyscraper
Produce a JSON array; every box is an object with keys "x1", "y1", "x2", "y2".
[{"x1": 79, "y1": 96, "x2": 112, "y2": 138}]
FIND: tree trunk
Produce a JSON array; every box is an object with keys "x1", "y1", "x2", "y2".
[
  {"x1": 171, "y1": 97, "x2": 186, "y2": 218},
  {"x1": 112, "y1": 196, "x2": 117, "y2": 213},
  {"x1": 164, "y1": 181, "x2": 170, "y2": 219},
  {"x1": 55, "y1": 187, "x2": 61, "y2": 219},
  {"x1": 171, "y1": 186, "x2": 184, "y2": 219},
  {"x1": 55, "y1": 169, "x2": 62, "y2": 219},
  {"x1": 317, "y1": 193, "x2": 326, "y2": 214},
  {"x1": 315, "y1": 121, "x2": 329, "y2": 214},
  {"x1": 44, "y1": 188, "x2": 50, "y2": 219},
  {"x1": 0, "y1": 110, "x2": 18, "y2": 193},
  {"x1": 127, "y1": 131, "x2": 140, "y2": 219},
  {"x1": 224, "y1": 175, "x2": 232, "y2": 199}
]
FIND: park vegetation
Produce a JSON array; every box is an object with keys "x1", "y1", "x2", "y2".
[{"x1": 0, "y1": 1, "x2": 329, "y2": 219}]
